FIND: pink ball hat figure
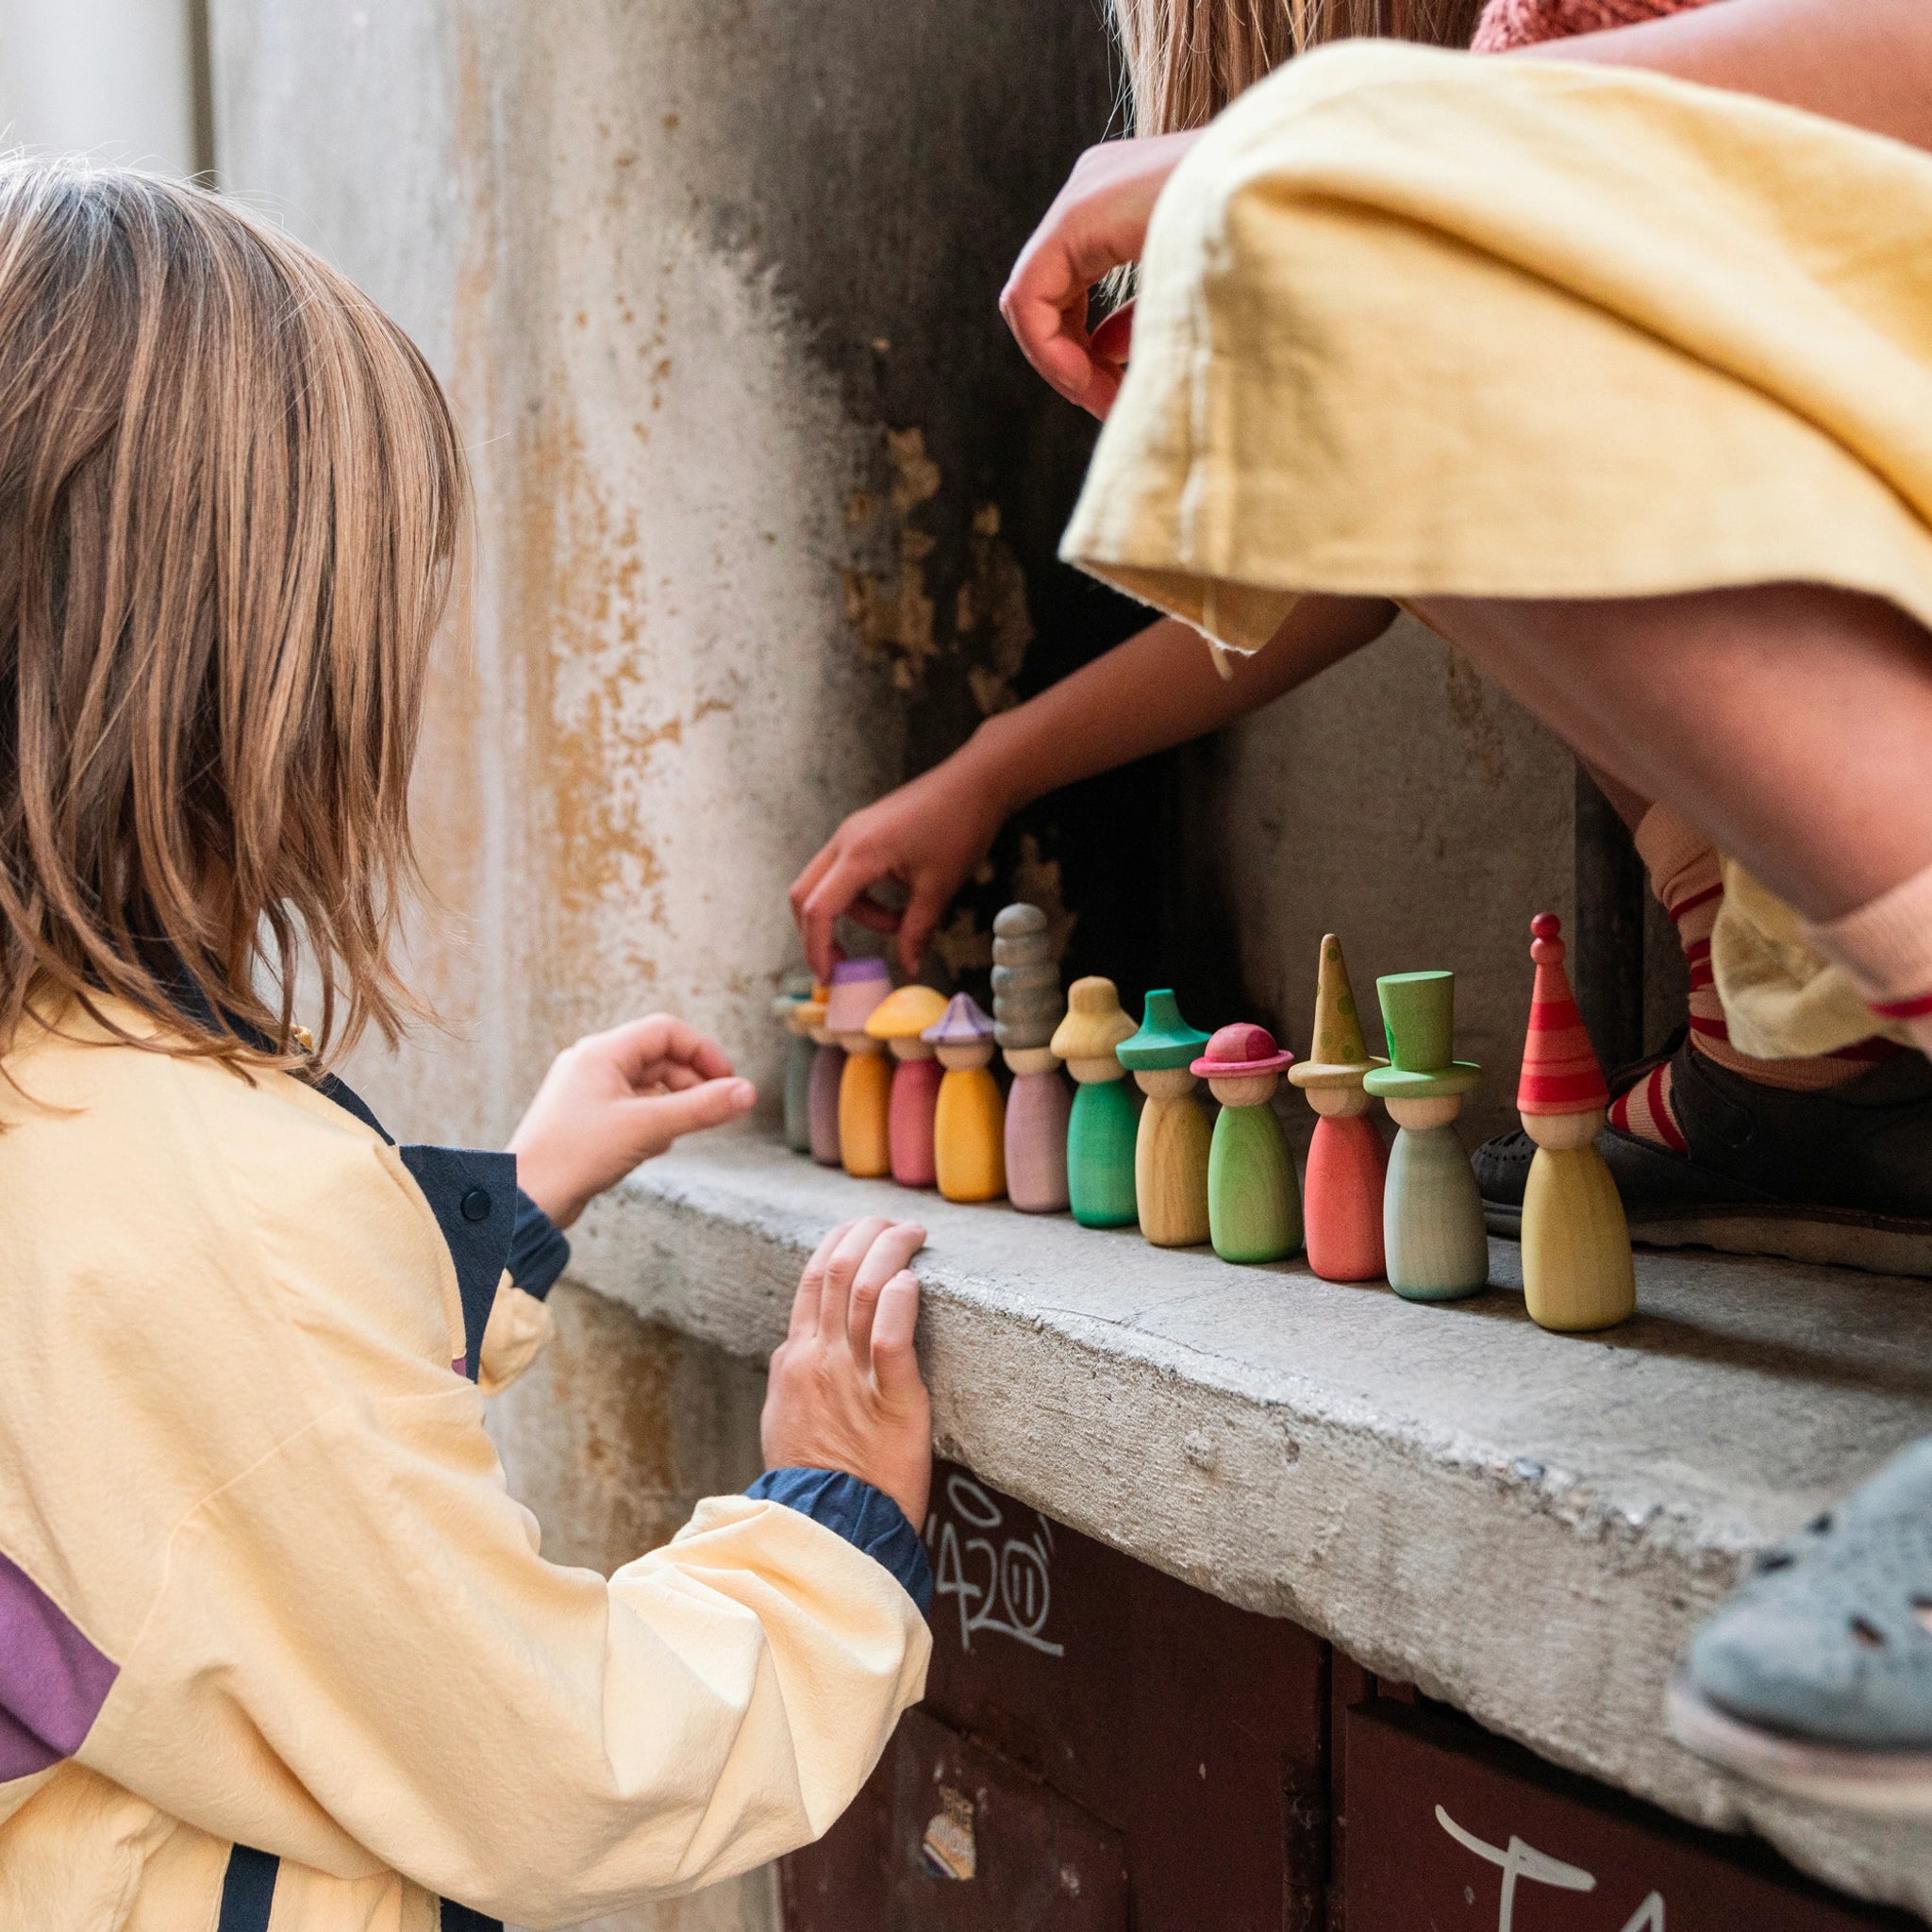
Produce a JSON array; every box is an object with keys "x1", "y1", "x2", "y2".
[
  {"x1": 1286, "y1": 934, "x2": 1389, "y2": 1282},
  {"x1": 1517, "y1": 912, "x2": 1636, "y2": 1332},
  {"x1": 864, "y1": 983, "x2": 950, "y2": 1189},
  {"x1": 1193, "y1": 1023, "x2": 1302, "y2": 1264}
]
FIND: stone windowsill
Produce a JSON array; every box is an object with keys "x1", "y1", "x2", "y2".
[{"x1": 567, "y1": 1129, "x2": 1932, "y2": 1922}]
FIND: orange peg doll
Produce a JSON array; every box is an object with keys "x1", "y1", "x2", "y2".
[
  {"x1": 826, "y1": 958, "x2": 893, "y2": 1179},
  {"x1": 1517, "y1": 913, "x2": 1637, "y2": 1332},
  {"x1": 1287, "y1": 935, "x2": 1389, "y2": 1282},
  {"x1": 923, "y1": 993, "x2": 1007, "y2": 1204}
]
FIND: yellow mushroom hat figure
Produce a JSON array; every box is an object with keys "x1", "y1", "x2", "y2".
[
  {"x1": 1050, "y1": 976, "x2": 1140, "y2": 1228},
  {"x1": 866, "y1": 983, "x2": 950, "y2": 1189}
]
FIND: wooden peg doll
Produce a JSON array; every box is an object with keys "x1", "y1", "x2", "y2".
[
  {"x1": 799, "y1": 982, "x2": 844, "y2": 1168},
  {"x1": 1517, "y1": 913, "x2": 1636, "y2": 1332},
  {"x1": 993, "y1": 903, "x2": 1070, "y2": 1214},
  {"x1": 922, "y1": 993, "x2": 1006, "y2": 1203},
  {"x1": 1194, "y1": 1024, "x2": 1302, "y2": 1263},
  {"x1": 1287, "y1": 934, "x2": 1389, "y2": 1282},
  {"x1": 772, "y1": 974, "x2": 815, "y2": 1156},
  {"x1": 865, "y1": 983, "x2": 949, "y2": 1189},
  {"x1": 1363, "y1": 972, "x2": 1487, "y2": 1301},
  {"x1": 1117, "y1": 990, "x2": 1213, "y2": 1249},
  {"x1": 1050, "y1": 977, "x2": 1140, "y2": 1229},
  {"x1": 826, "y1": 958, "x2": 893, "y2": 1179}
]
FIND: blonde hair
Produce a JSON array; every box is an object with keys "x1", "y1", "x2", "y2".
[
  {"x1": 1112, "y1": 0, "x2": 1488, "y2": 134},
  {"x1": 0, "y1": 159, "x2": 464, "y2": 1072}
]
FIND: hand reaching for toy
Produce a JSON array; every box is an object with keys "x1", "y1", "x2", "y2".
[
  {"x1": 508, "y1": 1015, "x2": 756, "y2": 1229},
  {"x1": 762, "y1": 1217, "x2": 932, "y2": 1529},
  {"x1": 790, "y1": 747, "x2": 1010, "y2": 982},
  {"x1": 999, "y1": 129, "x2": 1201, "y2": 418}
]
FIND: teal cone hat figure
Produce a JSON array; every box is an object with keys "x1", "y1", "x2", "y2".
[{"x1": 1119, "y1": 989, "x2": 1213, "y2": 1248}]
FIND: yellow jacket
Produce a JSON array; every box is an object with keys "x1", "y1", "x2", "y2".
[
  {"x1": 1063, "y1": 42, "x2": 1932, "y2": 1056},
  {"x1": 0, "y1": 1003, "x2": 929, "y2": 1931}
]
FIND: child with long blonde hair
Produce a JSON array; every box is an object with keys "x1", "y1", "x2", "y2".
[
  {"x1": 0, "y1": 158, "x2": 934, "y2": 1931},
  {"x1": 796, "y1": 0, "x2": 1932, "y2": 1809}
]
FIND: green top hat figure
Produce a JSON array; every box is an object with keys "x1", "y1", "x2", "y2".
[
  {"x1": 1193, "y1": 1024, "x2": 1303, "y2": 1264},
  {"x1": 1118, "y1": 990, "x2": 1213, "y2": 1249},
  {"x1": 1363, "y1": 972, "x2": 1486, "y2": 1301}
]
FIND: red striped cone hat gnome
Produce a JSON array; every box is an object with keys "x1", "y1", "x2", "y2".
[{"x1": 1517, "y1": 913, "x2": 1610, "y2": 1117}]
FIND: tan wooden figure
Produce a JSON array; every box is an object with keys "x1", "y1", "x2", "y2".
[
  {"x1": 1517, "y1": 913, "x2": 1636, "y2": 1332},
  {"x1": 1116, "y1": 990, "x2": 1212, "y2": 1249},
  {"x1": 826, "y1": 958, "x2": 892, "y2": 1179}
]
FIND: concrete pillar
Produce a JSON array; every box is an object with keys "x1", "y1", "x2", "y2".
[{"x1": 0, "y1": 0, "x2": 208, "y2": 176}]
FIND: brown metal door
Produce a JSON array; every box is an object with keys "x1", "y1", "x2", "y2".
[
  {"x1": 1342, "y1": 1695, "x2": 1918, "y2": 1931},
  {"x1": 784, "y1": 1461, "x2": 1329, "y2": 1931}
]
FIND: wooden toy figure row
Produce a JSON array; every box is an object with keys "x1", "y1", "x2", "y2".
[{"x1": 774, "y1": 908, "x2": 1636, "y2": 1337}]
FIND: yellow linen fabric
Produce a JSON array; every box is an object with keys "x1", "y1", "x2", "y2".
[
  {"x1": 1061, "y1": 40, "x2": 1932, "y2": 1054},
  {"x1": 0, "y1": 1002, "x2": 928, "y2": 1930}
]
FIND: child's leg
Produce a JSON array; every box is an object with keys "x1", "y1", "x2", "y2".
[{"x1": 1417, "y1": 582, "x2": 1932, "y2": 1053}]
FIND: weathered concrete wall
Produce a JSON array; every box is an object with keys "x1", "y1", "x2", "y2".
[
  {"x1": 1194, "y1": 615, "x2": 1575, "y2": 1149},
  {"x1": 211, "y1": 2, "x2": 1589, "y2": 1925}
]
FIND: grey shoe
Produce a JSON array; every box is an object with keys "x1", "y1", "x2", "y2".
[
  {"x1": 1476, "y1": 1035, "x2": 1932, "y2": 1276},
  {"x1": 1667, "y1": 1440, "x2": 1932, "y2": 1810}
]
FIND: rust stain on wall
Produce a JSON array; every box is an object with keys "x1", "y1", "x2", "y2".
[
  {"x1": 958, "y1": 501, "x2": 1034, "y2": 717},
  {"x1": 839, "y1": 425, "x2": 942, "y2": 691}
]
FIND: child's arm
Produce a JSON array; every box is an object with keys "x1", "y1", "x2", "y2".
[
  {"x1": 69, "y1": 1100, "x2": 934, "y2": 1921},
  {"x1": 1519, "y1": 0, "x2": 1932, "y2": 152},
  {"x1": 791, "y1": 593, "x2": 1394, "y2": 978},
  {"x1": 1002, "y1": 0, "x2": 1932, "y2": 418}
]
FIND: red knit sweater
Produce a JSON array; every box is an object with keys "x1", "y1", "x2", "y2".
[{"x1": 1473, "y1": 0, "x2": 1721, "y2": 53}]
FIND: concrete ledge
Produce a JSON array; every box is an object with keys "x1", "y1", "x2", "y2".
[{"x1": 570, "y1": 1130, "x2": 1932, "y2": 1921}]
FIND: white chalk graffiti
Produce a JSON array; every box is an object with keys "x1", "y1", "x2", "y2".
[
  {"x1": 926, "y1": 1474, "x2": 1064, "y2": 1657},
  {"x1": 1436, "y1": 1806, "x2": 1664, "y2": 1932}
]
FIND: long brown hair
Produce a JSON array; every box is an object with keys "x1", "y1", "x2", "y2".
[
  {"x1": 1112, "y1": 0, "x2": 1488, "y2": 135},
  {"x1": 0, "y1": 159, "x2": 464, "y2": 1071}
]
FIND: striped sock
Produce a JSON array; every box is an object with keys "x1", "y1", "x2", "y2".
[
  {"x1": 1807, "y1": 862, "x2": 1932, "y2": 1061},
  {"x1": 1607, "y1": 808, "x2": 1898, "y2": 1153}
]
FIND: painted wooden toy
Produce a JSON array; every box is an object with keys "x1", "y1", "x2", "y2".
[
  {"x1": 827, "y1": 958, "x2": 893, "y2": 1179},
  {"x1": 799, "y1": 982, "x2": 845, "y2": 1168},
  {"x1": 1193, "y1": 1024, "x2": 1302, "y2": 1264},
  {"x1": 993, "y1": 902, "x2": 1070, "y2": 1214},
  {"x1": 772, "y1": 974, "x2": 815, "y2": 1156},
  {"x1": 865, "y1": 983, "x2": 949, "y2": 1189},
  {"x1": 1287, "y1": 934, "x2": 1389, "y2": 1282},
  {"x1": 922, "y1": 992, "x2": 1007, "y2": 1204},
  {"x1": 1117, "y1": 990, "x2": 1212, "y2": 1249},
  {"x1": 1363, "y1": 971, "x2": 1486, "y2": 1301},
  {"x1": 1050, "y1": 977, "x2": 1140, "y2": 1229},
  {"x1": 1517, "y1": 912, "x2": 1636, "y2": 1332}
]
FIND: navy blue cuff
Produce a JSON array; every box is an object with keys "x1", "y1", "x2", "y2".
[
  {"x1": 745, "y1": 1468, "x2": 932, "y2": 1616},
  {"x1": 508, "y1": 1189, "x2": 571, "y2": 1300}
]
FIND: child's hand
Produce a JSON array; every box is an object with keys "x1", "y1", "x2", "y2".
[
  {"x1": 1000, "y1": 129, "x2": 1201, "y2": 418},
  {"x1": 790, "y1": 751, "x2": 1008, "y2": 981},
  {"x1": 508, "y1": 1016, "x2": 756, "y2": 1229},
  {"x1": 762, "y1": 1218, "x2": 932, "y2": 1530}
]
